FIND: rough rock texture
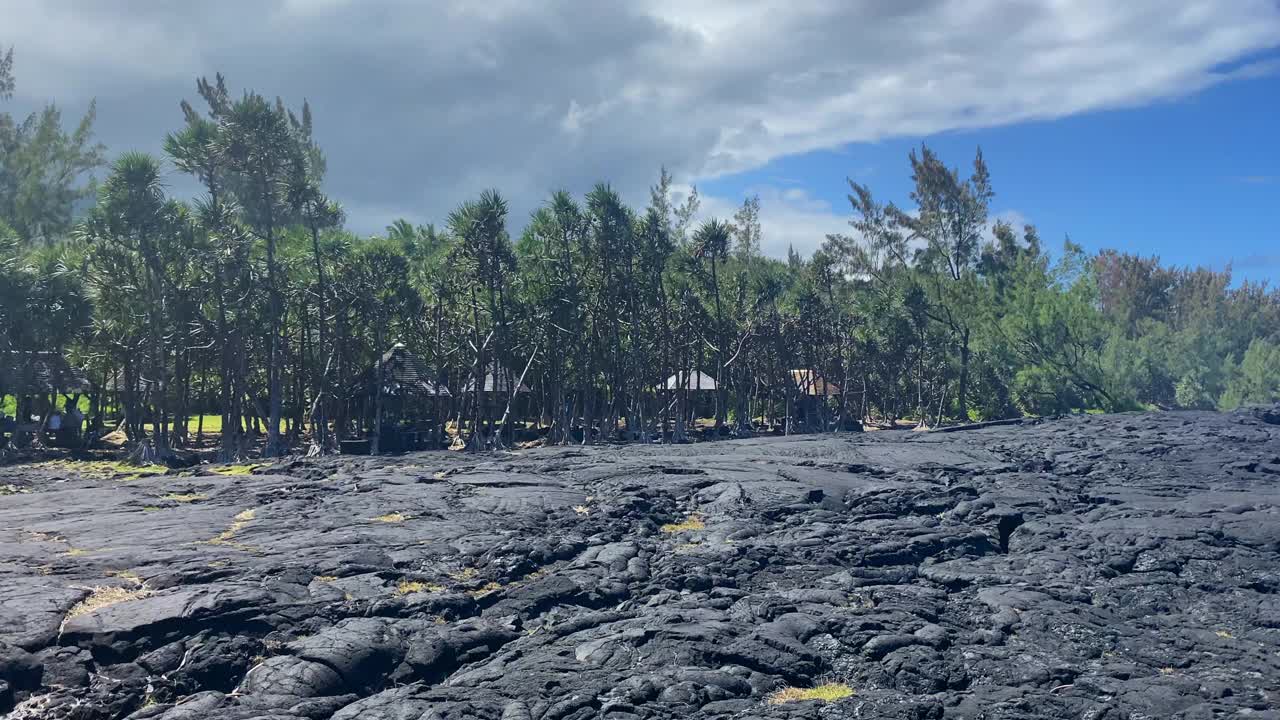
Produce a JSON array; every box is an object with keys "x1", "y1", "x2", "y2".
[{"x1": 2, "y1": 408, "x2": 1279, "y2": 719}]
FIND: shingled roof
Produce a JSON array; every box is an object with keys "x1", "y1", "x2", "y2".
[
  {"x1": 1, "y1": 351, "x2": 93, "y2": 395},
  {"x1": 461, "y1": 362, "x2": 531, "y2": 394},
  {"x1": 352, "y1": 344, "x2": 451, "y2": 397}
]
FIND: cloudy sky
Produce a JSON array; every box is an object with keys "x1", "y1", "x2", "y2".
[{"x1": 5, "y1": 1, "x2": 1280, "y2": 279}]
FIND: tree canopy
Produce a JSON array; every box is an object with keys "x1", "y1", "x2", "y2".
[{"x1": 3, "y1": 53, "x2": 1279, "y2": 459}]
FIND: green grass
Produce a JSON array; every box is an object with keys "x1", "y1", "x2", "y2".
[
  {"x1": 0, "y1": 397, "x2": 232, "y2": 436},
  {"x1": 143, "y1": 415, "x2": 225, "y2": 434},
  {"x1": 2, "y1": 395, "x2": 90, "y2": 419}
]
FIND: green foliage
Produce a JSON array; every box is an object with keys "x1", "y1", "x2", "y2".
[
  {"x1": 1219, "y1": 339, "x2": 1280, "y2": 409},
  {"x1": 0, "y1": 49, "x2": 105, "y2": 243},
  {"x1": 2, "y1": 70, "x2": 1278, "y2": 454}
]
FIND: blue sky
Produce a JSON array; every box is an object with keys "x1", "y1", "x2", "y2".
[{"x1": 703, "y1": 62, "x2": 1280, "y2": 284}]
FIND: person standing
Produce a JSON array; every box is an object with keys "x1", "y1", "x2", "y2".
[{"x1": 66, "y1": 400, "x2": 84, "y2": 441}]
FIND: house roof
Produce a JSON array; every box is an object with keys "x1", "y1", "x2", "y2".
[
  {"x1": 1, "y1": 351, "x2": 93, "y2": 395},
  {"x1": 352, "y1": 344, "x2": 451, "y2": 397},
  {"x1": 461, "y1": 362, "x2": 531, "y2": 394},
  {"x1": 790, "y1": 369, "x2": 841, "y2": 397},
  {"x1": 664, "y1": 370, "x2": 718, "y2": 391},
  {"x1": 103, "y1": 374, "x2": 161, "y2": 394}
]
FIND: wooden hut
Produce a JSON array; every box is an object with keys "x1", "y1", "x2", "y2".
[
  {"x1": 344, "y1": 344, "x2": 451, "y2": 454},
  {"x1": 460, "y1": 362, "x2": 532, "y2": 432},
  {"x1": 789, "y1": 369, "x2": 841, "y2": 429},
  {"x1": 663, "y1": 370, "x2": 718, "y2": 422},
  {"x1": 790, "y1": 369, "x2": 841, "y2": 397},
  {"x1": 663, "y1": 370, "x2": 718, "y2": 392}
]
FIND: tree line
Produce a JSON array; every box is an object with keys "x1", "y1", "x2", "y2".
[{"x1": 3, "y1": 53, "x2": 1279, "y2": 460}]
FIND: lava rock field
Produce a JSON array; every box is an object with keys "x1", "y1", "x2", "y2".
[{"x1": 2, "y1": 408, "x2": 1279, "y2": 719}]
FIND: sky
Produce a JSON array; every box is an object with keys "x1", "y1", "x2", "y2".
[{"x1": 4, "y1": 0, "x2": 1279, "y2": 282}]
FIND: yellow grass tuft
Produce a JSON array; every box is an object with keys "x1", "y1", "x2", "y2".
[
  {"x1": 162, "y1": 492, "x2": 208, "y2": 503},
  {"x1": 468, "y1": 581, "x2": 503, "y2": 598},
  {"x1": 572, "y1": 505, "x2": 590, "y2": 515},
  {"x1": 59, "y1": 547, "x2": 89, "y2": 557},
  {"x1": 660, "y1": 514, "x2": 705, "y2": 534},
  {"x1": 203, "y1": 508, "x2": 257, "y2": 548},
  {"x1": 371, "y1": 512, "x2": 408, "y2": 523},
  {"x1": 211, "y1": 464, "x2": 259, "y2": 476},
  {"x1": 106, "y1": 569, "x2": 143, "y2": 585},
  {"x1": 396, "y1": 579, "x2": 444, "y2": 596},
  {"x1": 766, "y1": 683, "x2": 855, "y2": 705},
  {"x1": 313, "y1": 575, "x2": 337, "y2": 583},
  {"x1": 1214, "y1": 630, "x2": 1234, "y2": 639},
  {"x1": 1159, "y1": 667, "x2": 1175, "y2": 675},
  {"x1": 61, "y1": 585, "x2": 151, "y2": 631}
]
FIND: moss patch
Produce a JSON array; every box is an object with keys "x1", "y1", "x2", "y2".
[
  {"x1": 371, "y1": 512, "x2": 409, "y2": 523},
  {"x1": 766, "y1": 683, "x2": 855, "y2": 705}
]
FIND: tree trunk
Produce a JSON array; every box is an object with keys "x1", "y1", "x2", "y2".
[
  {"x1": 957, "y1": 328, "x2": 971, "y2": 422},
  {"x1": 371, "y1": 325, "x2": 385, "y2": 455},
  {"x1": 265, "y1": 207, "x2": 284, "y2": 457}
]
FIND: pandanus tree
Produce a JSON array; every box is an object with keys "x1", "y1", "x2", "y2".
[
  {"x1": 286, "y1": 164, "x2": 344, "y2": 455},
  {"x1": 692, "y1": 219, "x2": 732, "y2": 428},
  {"x1": 520, "y1": 191, "x2": 587, "y2": 445},
  {"x1": 165, "y1": 87, "x2": 252, "y2": 459},
  {"x1": 448, "y1": 190, "x2": 515, "y2": 449},
  {"x1": 79, "y1": 152, "x2": 183, "y2": 461}
]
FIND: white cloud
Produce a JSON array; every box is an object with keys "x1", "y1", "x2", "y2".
[
  {"x1": 2, "y1": 0, "x2": 1277, "y2": 253},
  {"x1": 696, "y1": 185, "x2": 850, "y2": 258}
]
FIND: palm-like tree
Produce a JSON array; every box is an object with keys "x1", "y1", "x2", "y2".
[
  {"x1": 692, "y1": 219, "x2": 732, "y2": 427},
  {"x1": 79, "y1": 152, "x2": 177, "y2": 461},
  {"x1": 449, "y1": 190, "x2": 514, "y2": 448}
]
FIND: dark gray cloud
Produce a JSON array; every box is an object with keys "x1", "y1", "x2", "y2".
[{"x1": 4, "y1": 0, "x2": 1279, "y2": 249}]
